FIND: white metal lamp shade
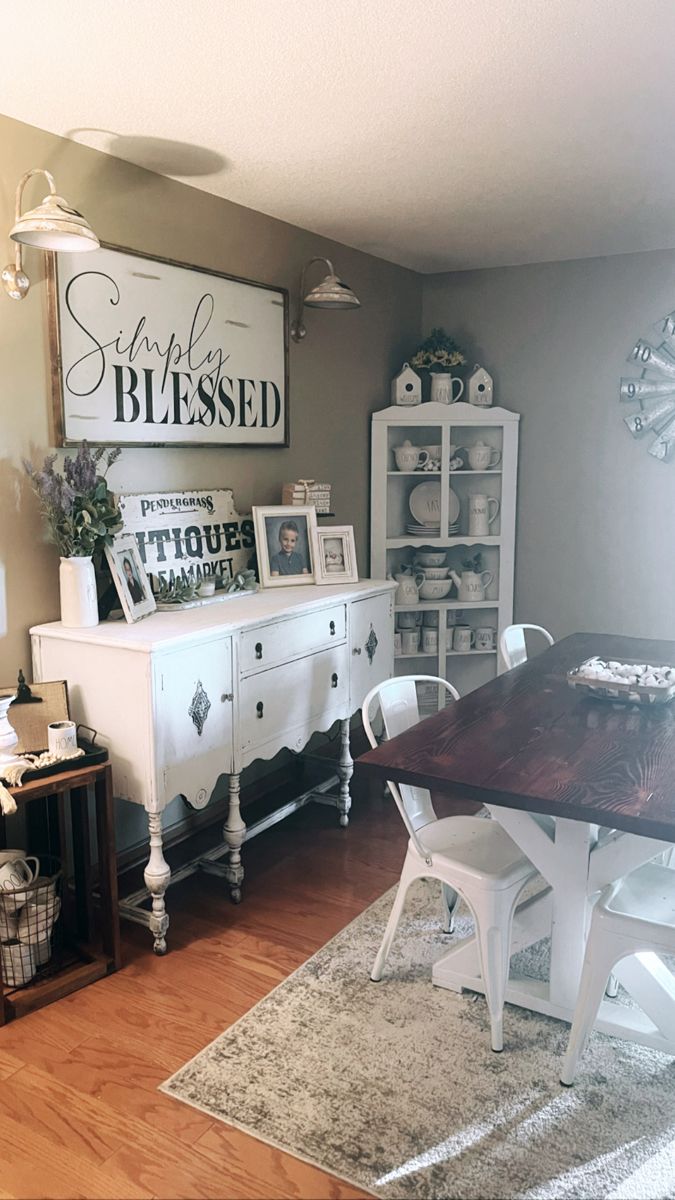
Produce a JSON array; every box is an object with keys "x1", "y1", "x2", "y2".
[
  {"x1": 10, "y1": 193, "x2": 99, "y2": 252},
  {"x1": 3, "y1": 168, "x2": 99, "y2": 300},
  {"x1": 291, "y1": 257, "x2": 360, "y2": 340}
]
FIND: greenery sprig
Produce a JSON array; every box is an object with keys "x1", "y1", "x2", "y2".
[{"x1": 410, "y1": 328, "x2": 466, "y2": 373}]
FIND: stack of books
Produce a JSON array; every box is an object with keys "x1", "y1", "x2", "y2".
[{"x1": 281, "y1": 480, "x2": 332, "y2": 513}]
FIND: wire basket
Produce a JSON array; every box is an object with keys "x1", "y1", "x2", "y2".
[{"x1": 0, "y1": 855, "x2": 62, "y2": 988}]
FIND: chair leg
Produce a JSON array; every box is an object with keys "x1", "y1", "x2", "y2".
[
  {"x1": 371, "y1": 854, "x2": 420, "y2": 982},
  {"x1": 561, "y1": 945, "x2": 615, "y2": 1086},
  {"x1": 471, "y1": 885, "x2": 520, "y2": 1053},
  {"x1": 441, "y1": 883, "x2": 458, "y2": 934}
]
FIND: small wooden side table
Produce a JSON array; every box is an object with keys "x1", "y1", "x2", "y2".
[{"x1": 0, "y1": 760, "x2": 121, "y2": 1024}]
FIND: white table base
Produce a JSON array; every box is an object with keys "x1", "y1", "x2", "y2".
[{"x1": 431, "y1": 811, "x2": 675, "y2": 1054}]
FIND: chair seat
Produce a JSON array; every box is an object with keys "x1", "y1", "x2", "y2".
[
  {"x1": 602, "y1": 862, "x2": 675, "y2": 928},
  {"x1": 412, "y1": 815, "x2": 537, "y2": 890}
]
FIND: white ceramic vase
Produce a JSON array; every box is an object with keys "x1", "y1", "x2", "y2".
[
  {"x1": 430, "y1": 373, "x2": 464, "y2": 404},
  {"x1": 59, "y1": 556, "x2": 98, "y2": 628}
]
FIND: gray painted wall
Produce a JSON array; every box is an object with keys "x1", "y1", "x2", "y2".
[{"x1": 423, "y1": 251, "x2": 675, "y2": 642}]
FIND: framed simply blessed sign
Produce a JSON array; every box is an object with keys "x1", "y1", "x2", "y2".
[{"x1": 46, "y1": 243, "x2": 289, "y2": 448}]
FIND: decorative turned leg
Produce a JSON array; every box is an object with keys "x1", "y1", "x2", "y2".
[
  {"x1": 337, "y1": 718, "x2": 353, "y2": 828},
  {"x1": 144, "y1": 811, "x2": 170, "y2": 955},
  {"x1": 223, "y1": 772, "x2": 246, "y2": 903}
]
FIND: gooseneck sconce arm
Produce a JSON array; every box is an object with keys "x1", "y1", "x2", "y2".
[
  {"x1": 2, "y1": 167, "x2": 99, "y2": 300},
  {"x1": 290, "y1": 256, "x2": 360, "y2": 342}
]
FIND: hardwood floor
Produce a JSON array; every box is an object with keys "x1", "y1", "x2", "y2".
[{"x1": 0, "y1": 775, "x2": 473, "y2": 1200}]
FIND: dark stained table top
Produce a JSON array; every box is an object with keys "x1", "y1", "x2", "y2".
[{"x1": 357, "y1": 634, "x2": 675, "y2": 842}]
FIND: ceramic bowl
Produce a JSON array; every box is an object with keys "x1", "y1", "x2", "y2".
[
  {"x1": 419, "y1": 579, "x2": 453, "y2": 601},
  {"x1": 420, "y1": 567, "x2": 449, "y2": 580},
  {"x1": 415, "y1": 552, "x2": 446, "y2": 568}
]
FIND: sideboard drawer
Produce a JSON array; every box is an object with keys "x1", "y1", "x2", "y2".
[
  {"x1": 239, "y1": 604, "x2": 347, "y2": 675},
  {"x1": 239, "y1": 645, "x2": 348, "y2": 754}
]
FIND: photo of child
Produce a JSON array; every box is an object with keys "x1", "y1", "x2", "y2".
[
  {"x1": 253, "y1": 506, "x2": 317, "y2": 588},
  {"x1": 268, "y1": 518, "x2": 310, "y2": 576}
]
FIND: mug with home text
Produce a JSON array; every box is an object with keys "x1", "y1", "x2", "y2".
[
  {"x1": 453, "y1": 625, "x2": 475, "y2": 653},
  {"x1": 475, "y1": 626, "x2": 497, "y2": 651}
]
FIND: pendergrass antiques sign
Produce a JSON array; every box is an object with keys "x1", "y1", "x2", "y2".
[
  {"x1": 47, "y1": 244, "x2": 289, "y2": 447},
  {"x1": 118, "y1": 489, "x2": 255, "y2": 586}
]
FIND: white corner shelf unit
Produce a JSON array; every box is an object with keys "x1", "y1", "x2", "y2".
[{"x1": 371, "y1": 401, "x2": 520, "y2": 699}]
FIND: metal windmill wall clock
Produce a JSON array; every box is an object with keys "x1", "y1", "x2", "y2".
[{"x1": 621, "y1": 311, "x2": 675, "y2": 461}]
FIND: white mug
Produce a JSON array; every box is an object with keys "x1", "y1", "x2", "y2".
[
  {"x1": 17, "y1": 895, "x2": 61, "y2": 945},
  {"x1": 453, "y1": 625, "x2": 475, "y2": 652},
  {"x1": 0, "y1": 857, "x2": 40, "y2": 912},
  {"x1": 0, "y1": 939, "x2": 36, "y2": 987},
  {"x1": 422, "y1": 627, "x2": 438, "y2": 653},
  {"x1": 475, "y1": 625, "x2": 497, "y2": 651},
  {"x1": 393, "y1": 631, "x2": 402, "y2": 655},
  {"x1": 401, "y1": 629, "x2": 420, "y2": 655},
  {"x1": 468, "y1": 443, "x2": 502, "y2": 470},
  {"x1": 468, "y1": 494, "x2": 500, "y2": 537},
  {"x1": 48, "y1": 720, "x2": 77, "y2": 756}
]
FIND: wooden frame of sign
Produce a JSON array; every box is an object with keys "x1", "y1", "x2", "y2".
[
  {"x1": 46, "y1": 243, "x2": 289, "y2": 448},
  {"x1": 117, "y1": 488, "x2": 256, "y2": 590}
]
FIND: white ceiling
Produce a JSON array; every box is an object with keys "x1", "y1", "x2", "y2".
[{"x1": 3, "y1": 0, "x2": 675, "y2": 273}]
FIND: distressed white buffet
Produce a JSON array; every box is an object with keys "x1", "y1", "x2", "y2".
[{"x1": 31, "y1": 580, "x2": 394, "y2": 953}]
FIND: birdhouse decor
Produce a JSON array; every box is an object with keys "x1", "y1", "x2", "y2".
[
  {"x1": 467, "y1": 364, "x2": 494, "y2": 407},
  {"x1": 391, "y1": 362, "x2": 422, "y2": 407}
]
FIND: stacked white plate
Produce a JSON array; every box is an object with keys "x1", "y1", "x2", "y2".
[{"x1": 406, "y1": 523, "x2": 440, "y2": 536}]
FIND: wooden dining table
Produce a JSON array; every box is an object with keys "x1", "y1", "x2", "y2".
[{"x1": 357, "y1": 633, "x2": 675, "y2": 1054}]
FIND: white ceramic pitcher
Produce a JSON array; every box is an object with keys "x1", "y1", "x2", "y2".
[
  {"x1": 394, "y1": 572, "x2": 425, "y2": 605},
  {"x1": 448, "y1": 569, "x2": 494, "y2": 603}
]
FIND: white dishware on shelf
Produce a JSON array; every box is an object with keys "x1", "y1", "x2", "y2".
[
  {"x1": 448, "y1": 569, "x2": 494, "y2": 604},
  {"x1": 419, "y1": 579, "x2": 453, "y2": 601},
  {"x1": 415, "y1": 552, "x2": 446, "y2": 567},
  {"x1": 468, "y1": 442, "x2": 502, "y2": 470},
  {"x1": 475, "y1": 626, "x2": 497, "y2": 650},
  {"x1": 419, "y1": 567, "x2": 450, "y2": 580},
  {"x1": 395, "y1": 572, "x2": 425, "y2": 606},
  {"x1": 396, "y1": 610, "x2": 423, "y2": 628},
  {"x1": 401, "y1": 629, "x2": 420, "y2": 654},
  {"x1": 468, "y1": 495, "x2": 500, "y2": 537},
  {"x1": 422, "y1": 627, "x2": 439, "y2": 653},
  {"x1": 453, "y1": 625, "x2": 475, "y2": 652},
  {"x1": 393, "y1": 632, "x2": 402, "y2": 655},
  {"x1": 423, "y1": 610, "x2": 440, "y2": 627},
  {"x1": 420, "y1": 444, "x2": 442, "y2": 460},
  {"x1": 395, "y1": 441, "x2": 429, "y2": 472},
  {"x1": 409, "y1": 481, "x2": 442, "y2": 525}
]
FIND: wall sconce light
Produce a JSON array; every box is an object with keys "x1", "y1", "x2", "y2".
[
  {"x1": 290, "y1": 257, "x2": 360, "y2": 342},
  {"x1": 2, "y1": 168, "x2": 99, "y2": 300}
]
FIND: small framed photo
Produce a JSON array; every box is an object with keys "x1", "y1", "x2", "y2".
[
  {"x1": 252, "y1": 506, "x2": 317, "y2": 588},
  {"x1": 313, "y1": 525, "x2": 358, "y2": 585},
  {"x1": 105, "y1": 533, "x2": 156, "y2": 622}
]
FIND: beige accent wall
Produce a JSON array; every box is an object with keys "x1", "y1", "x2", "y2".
[
  {"x1": 0, "y1": 114, "x2": 421, "y2": 676},
  {"x1": 423, "y1": 252, "x2": 675, "y2": 641}
]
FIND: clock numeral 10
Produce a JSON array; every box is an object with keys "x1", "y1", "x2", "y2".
[{"x1": 627, "y1": 339, "x2": 675, "y2": 376}]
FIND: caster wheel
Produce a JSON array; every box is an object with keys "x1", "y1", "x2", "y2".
[
  {"x1": 339, "y1": 813, "x2": 349, "y2": 828},
  {"x1": 230, "y1": 887, "x2": 242, "y2": 904},
  {"x1": 153, "y1": 939, "x2": 168, "y2": 955}
]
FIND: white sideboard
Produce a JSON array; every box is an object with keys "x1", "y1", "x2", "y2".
[{"x1": 31, "y1": 580, "x2": 394, "y2": 952}]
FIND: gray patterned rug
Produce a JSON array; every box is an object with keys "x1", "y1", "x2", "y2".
[{"x1": 161, "y1": 881, "x2": 675, "y2": 1199}]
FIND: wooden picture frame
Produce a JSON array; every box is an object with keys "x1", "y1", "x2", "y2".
[
  {"x1": 252, "y1": 506, "x2": 317, "y2": 587},
  {"x1": 46, "y1": 242, "x2": 289, "y2": 448},
  {"x1": 105, "y1": 533, "x2": 157, "y2": 623},
  {"x1": 312, "y1": 525, "x2": 359, "y2": 585},
  {"x1": 4, "y1": 680, "x2": 69, "y2": 753}
]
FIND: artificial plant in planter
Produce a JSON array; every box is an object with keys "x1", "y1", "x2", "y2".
[
  {"x1": 410, "y1": 328, "x2": 466, "y2": 403},
  {"x1": 24, "y1": 443, "x2": 122, "y2": 628}
]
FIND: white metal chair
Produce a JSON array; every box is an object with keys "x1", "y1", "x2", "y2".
[
  {"x1": 362, "y1": 675, "x2": 539, "y2": 1052},
  {"x1": 500, "y1": 623, "x2": 554, "y2": 670},
  {"x1": 561, "y1": 862, "x2": 675, "y2": 1084}
]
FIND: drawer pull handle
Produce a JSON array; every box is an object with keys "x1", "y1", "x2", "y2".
[
  {"x1": 331, "y1": 672, "x2": 339, "y2": 688},
  {"x1": 329, "y1": 621, "x2": 336, "y2": 636},
  {"x1": 256, "y1": 701, "x2": 264, "y2": 719},
  {"x1": 255, "y1": 642, "x2": 263, "y2": 660},
  {"x1": 352, "y1": 646, "x2": 362, "y2": 655}
]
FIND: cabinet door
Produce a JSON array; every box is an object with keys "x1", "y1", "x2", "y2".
[
  {"x1": 239, "y1": 645, "x2": 348, "y2": 763},
  {"x1": 154, "y1": 637, "x2": 234, "y2": 809},
  {"x1": 350, "y1": 592, "x2": 394, "y2": 711}
]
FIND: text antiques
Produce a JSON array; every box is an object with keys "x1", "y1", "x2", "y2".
[
  {"x1": 48, "y1": 244, "x2": 289, "y2": 447},
  {"x1": 118, "y1": 490, "x2": 254, "y2": 586}
]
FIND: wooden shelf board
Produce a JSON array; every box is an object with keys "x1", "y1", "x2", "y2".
[
  {"x1": 395, "y1": 600, "x2": 499, "y2": 611},
  {"x1": 387, "y1": 536, "x2": 501, "y2": 548}
]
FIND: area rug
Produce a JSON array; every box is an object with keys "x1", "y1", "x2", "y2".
[{"x1": 161, "y1": 881, "x2": 675, "y2": 1199}]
